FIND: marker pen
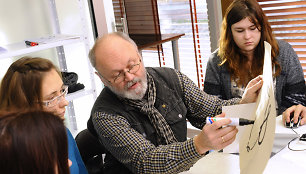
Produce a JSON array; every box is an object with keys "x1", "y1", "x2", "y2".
[
  {"x1": 206, "y1": 117, "x2": 254, "y2": 126},
  {"x1": 25, "y1": 40, "x2": 39, "y2": 46}
]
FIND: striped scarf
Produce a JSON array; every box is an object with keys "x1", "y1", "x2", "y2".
[{"x1": 126, "y1": 73, "x2": 177, "y2": 144}]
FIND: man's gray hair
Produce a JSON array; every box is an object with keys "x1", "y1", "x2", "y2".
[{"x1": 88, "y1": 32, "x2": 138, "y2": 69}]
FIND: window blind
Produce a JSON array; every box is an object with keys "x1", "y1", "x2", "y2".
[
  {"x1": 112, "y1": 0, "x2": 160, "y2": 34},
  {"x1": 258, "y1": 0, "x2": 306, "y2": 80}
]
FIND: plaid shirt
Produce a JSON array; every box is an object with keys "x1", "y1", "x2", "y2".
[{"x1": 93, "y1": 70, "x2": 240, "y2": 174}]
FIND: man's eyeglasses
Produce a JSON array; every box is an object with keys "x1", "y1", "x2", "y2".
[
  {"x1": 98, "y1": 59, "x2": 142, "y2": 84},
  {"x1": 42, "y1": 85, "x2": 68, "y2": 108}
]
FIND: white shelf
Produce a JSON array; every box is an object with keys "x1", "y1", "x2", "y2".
[
  {"x1": 65, "y1": 88, "x2": 96, "y2": 102},
  {"x1": 0, "y1": 35, "x2": 81, "y2": 59}
]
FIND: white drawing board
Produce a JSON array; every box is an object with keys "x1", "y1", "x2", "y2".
[{"x1": 239, "y1": 41, "x2": 277, "y2": 174}]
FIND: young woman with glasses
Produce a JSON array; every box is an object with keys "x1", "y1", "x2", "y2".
[{"x1": 0, "y1": 56, "x2": 88, "y2": 174}]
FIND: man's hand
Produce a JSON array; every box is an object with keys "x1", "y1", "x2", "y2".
[
  {"x1": 240, "y1": 75, "x2": 263, "y2": 104},
  {"x1": 282, "y1": 104, "x2": 306, "y2": 126},
  {"x1": 193, "y1": 113, "x2": 238, "y2": 155}
]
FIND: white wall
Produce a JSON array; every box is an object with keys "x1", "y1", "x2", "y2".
[{"x1": 0, "y1": 0, "x2": 57, "y2": 76}]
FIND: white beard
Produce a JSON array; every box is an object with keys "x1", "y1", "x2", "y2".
[{"x1": 108, "y1": 73, "x2": 147, "y2": 100}]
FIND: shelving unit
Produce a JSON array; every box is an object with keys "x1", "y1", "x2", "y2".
[
  {"x1": 0, "y1": 0, "x2": 97, "y2": 136},
  {"x1": 0, "y1": 35, "x2": 81, "y2": 59}
]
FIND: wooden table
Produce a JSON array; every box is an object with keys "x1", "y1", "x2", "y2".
[{"x1": 129, "y1": 33, "x2": 185, "y2": 70}]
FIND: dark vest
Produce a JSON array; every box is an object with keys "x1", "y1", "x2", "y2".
[{"x1": 88, "y1": 67, "x2": 188, "y2": 174}]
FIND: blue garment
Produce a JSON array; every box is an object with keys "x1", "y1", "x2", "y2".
[{"x1": 66, "y1": 128, "x2": 88, "y2": 174}]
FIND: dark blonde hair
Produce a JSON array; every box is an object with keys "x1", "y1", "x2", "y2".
[
  {"x1": 219, "y1": 0, "x2": 280, "y2": 86},
  {"x1": 0, "y1": 57, "x2": 61, "y2": 111},
  {"x1": 0, "y1": 110, "x2": 69, "y2": 174}
]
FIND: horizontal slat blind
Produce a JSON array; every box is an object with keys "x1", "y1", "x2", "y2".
[
  {"x1": 125, "y1": 0, "x2": 159, "y2": 34},
  {"x1": 112, "y1": 0, "x2": 159, "y2": 34},
  {"x1": 258, "y1": 0, "x2": 306, "y2": 80}
]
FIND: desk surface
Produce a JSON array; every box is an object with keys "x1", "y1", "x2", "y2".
[
  {"x1": 183, "y1": 116, "x2": 306, "y2": 174},
  {"x1": 181, "y1": 146, "x2": 306, "y2": 174},
  {"x1": 129, "y1": 33, "x2": 185, "y2": 50}
]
